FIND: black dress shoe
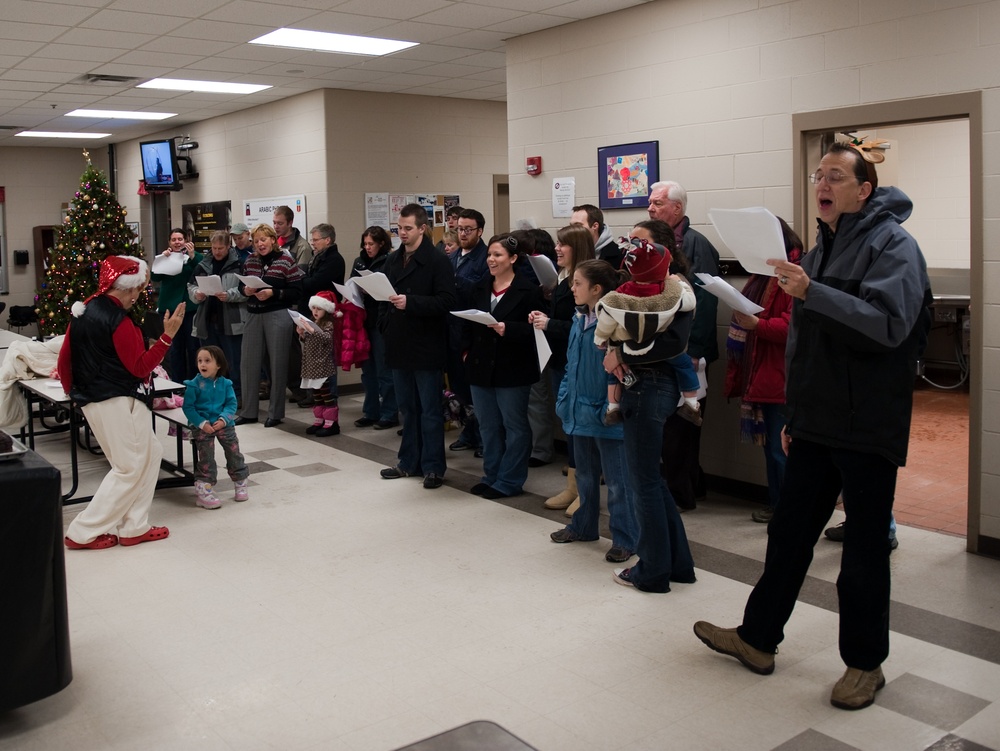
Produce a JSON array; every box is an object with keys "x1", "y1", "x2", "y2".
[
  {"x1": 470, "y1": 482, "x2": 490, "y2": 496},
  {"x1": 449, "y1": 440, "x2": 474, "y2": 451},
  {"x1": 315, "y1": 422, "x2": 340, "y2": 437},
  {"x1": 235, "y1": 416, "x2": 257, "y2": 426},
  {"x1": 263, "y1": 418, "x2": 283, "y2": 428},
  {"x1": 528, "y1": 457, "x2": 551, "y2": 468},
  {"x1": 374, "y1": 419, "x2": 400, "y2": 430},
  {"x1": 354, "y1": 417, "x2": 377, "y2": 428},
  {"x1": 423, "y1": 473, "x2": 443, "y2": 489},
  {"x1": 480, "y1": 486, "x2": 509, "y2": 500}
]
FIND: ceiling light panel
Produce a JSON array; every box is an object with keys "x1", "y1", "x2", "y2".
[{"x1": 249, "y1": 28, "x2": 418, "y2": 56}]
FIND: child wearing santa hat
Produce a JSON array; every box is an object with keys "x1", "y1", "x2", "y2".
[
  {"x1": 297, "y1": 290, "x2": 340, "y2": 436},
  {"x1": 594, "y1": 237, "x2": 702, "y2": 426}
]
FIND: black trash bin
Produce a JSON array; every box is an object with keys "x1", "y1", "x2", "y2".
[{"x1": 0, "y1": 445, "x2": 72, "y2": 712}]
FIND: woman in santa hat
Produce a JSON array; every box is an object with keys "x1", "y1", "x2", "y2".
[{"x1": 57, "y1": 254, "x2": 185, "y2": 550}]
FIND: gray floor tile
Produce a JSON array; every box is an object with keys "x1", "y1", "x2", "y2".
[
  {"x1": 245, "y1": 447, "x2": 297, "y2": 460},
  {"x1": 244, "y1": 460, "x2": 279, "y2": 474},
  {"x1": 773, "y1": 729, "x2": 861, "y2": 751},
  {"x1": 880, "y1": 673, "x2": 991, "y2": 731},
  {"x1": 924, "y1": 733, "x2": 1000, "y2": 751},
  {"x1": 284, "y1": 462, "x2": 339, "y2": 477}
]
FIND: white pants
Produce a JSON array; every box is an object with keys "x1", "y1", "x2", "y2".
[{"x1": 65, "y1": 397, "x2": 163, "y2": 543}]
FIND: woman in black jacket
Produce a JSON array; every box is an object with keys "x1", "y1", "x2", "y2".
[
  {"x1": 465, "y1": 234, "x2": 544, "y2": 499},
  {"x1": 528, "y1": 224, "x2": 596, "y2": 509},
  {"x1": 350, "y1": 226, "x2": 397, "y2": 428}
]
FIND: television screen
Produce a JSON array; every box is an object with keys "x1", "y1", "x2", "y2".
[{"x1": 140, "y1": 139, "x2": 181, "y2": 190}]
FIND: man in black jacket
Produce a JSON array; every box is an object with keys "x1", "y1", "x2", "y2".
[
  {"x1": 379, "y1": 204, "x2": 458, "y2": 489},
  {"x1": 694, "y1": 142, "x2": 932, "y2": 712}
]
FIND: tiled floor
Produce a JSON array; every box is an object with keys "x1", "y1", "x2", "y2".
[
  {"x1": 2, "y1": 392, "x2": 998, "y2": 751},
  {"x1": 894, "y1": 383, "x2": 970, "y2": 537}
]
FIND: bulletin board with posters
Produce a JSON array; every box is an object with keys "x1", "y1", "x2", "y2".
[
  {"x1": 242, "y1": 195, "x2": 308, "y2": 239},
  {"x1": 365, "y1": 193, "x2": 460, "y2": 248}
]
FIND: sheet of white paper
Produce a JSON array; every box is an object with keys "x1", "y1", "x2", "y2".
[
  {"x1": 287, "y1": 308, "x2": 317, "y2": 332},
  {"x1": 528, "y1": 255, "x2": 559, "y2": 289},
  {"x1": 707, "y1": 207, "x2": 785, "y2": 275},
  {"x1": 195, "y1": 275, "x2": 224, "y2": 295},
  {"x1": 534, "y1": 327, "x2": 552, "y2": 373},
  {"x1": 695, "y1": 273, "x2": 765, "y2": 315},
  {"x1": 352, "y1": 272, "x2": 396, "y2": 301},
  {"x1": 335, "y1": 280, "x2": 365, "y2": 308},
  {"x1": 236, "y1": 274, "x2": 271, "y2": 290},
  {"x1": 450, "y1": 309, "x2": 498, "y2": 325},
  {"x1": 151, "y1": 251, "x2": 185, "y2": 276},
  {"x1": 357, "y1": 269, "x2": 373, "y2": 276}
]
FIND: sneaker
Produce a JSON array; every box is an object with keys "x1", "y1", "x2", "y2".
[
  {"x1": 449, "y1": 439, "x2": 474, "y2": 451},
  {"x1": 195, "y1": 480, "x2": 222, "y2": 510},
  {"x1": 381, "y1": 465, "x2": 411, "y2": 480},
  {"x1": 612, "y1": 567, "x2": 635, "y2": 587},
  {"x1": 824, "y1": 522, "x2": 846, "y2": 541},
  {"x1": 830, "y1": 666, "x2": 885, "y2": 710},
  {"x1": 234, "y1": 480, "x2": 249, "y2": 502},
  {"x1": 605, "y1": 546, "x2": 633, "y2": 563},
  {"x1": 751, "y1": 507, "x2": 774, "y2": 524},
  {"x1": 677, "y1": 402, "x2": 703, "y2": 426},
  {"x1": 693, "y1": 621, "x2": 775, "y2": 675},
  {"x1": 423, "y1": 473, "x2": 443, "y2": 489},
  {"x1": 550, "y1": 527, "x2": 595, "y2": 543}
]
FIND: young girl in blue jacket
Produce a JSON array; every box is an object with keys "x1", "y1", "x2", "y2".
[
  {"x1": 550, "y1": 259, "x2": 639, "y2": 563},
  {"x1": 183, "y1": 345, "x2": 250, "y2": 509}
]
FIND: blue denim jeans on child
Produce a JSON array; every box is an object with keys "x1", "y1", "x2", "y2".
[
  {"x1": 621, "y1": 368, "x2": 696, "y2": 592},
  {"x1": 568, "y1": 434, "x2": 639, "y2": 552}
]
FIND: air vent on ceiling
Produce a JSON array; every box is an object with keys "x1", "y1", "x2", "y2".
[
  {"x1": 0, "y1": 125, "x2": 17, "y2": 130},
  {"x1": 72, "y1": 74, "x2": 142, "y2": 86}
]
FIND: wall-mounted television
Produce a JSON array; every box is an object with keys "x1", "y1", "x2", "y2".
[{"x1": 140, "y1": 138, "x2": 182, "y2": 191}]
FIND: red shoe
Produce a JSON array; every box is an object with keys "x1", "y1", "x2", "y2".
[
  {"x1": 65, "y1": 533, "x2": 119, "y2": 550},
  {"x1": 119, "y1": 526, "x2": 170, "y2": 547}
]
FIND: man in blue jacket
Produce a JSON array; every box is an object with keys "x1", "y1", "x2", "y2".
[{"x1": 694, "y1": 142, "x2": 932, "y2": 712}]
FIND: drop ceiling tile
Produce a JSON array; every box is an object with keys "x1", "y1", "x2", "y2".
[
  {"x1": 182, "y1": 57, "x2": 277, "y2": 74},
  {"x1": 1, "y1": 0, "x2": 96, "y2": 25},
  {"x1": 390, "y1": 44, "x2": 473, "y2": 64},
  {"x1": 140, "y1": 37, "x2": 237, "y2": 57},
  {"x1": 33, "y1": 44, "x2": 127, "y2": 64},
  {"x1": 111, "y1": 50, "x2": 204, "y2": 69},
  {"x1": 332, "y1": 0, "x2": 452, "y2": 21},
  {"x1": 415, "y1": 62, "x2": 491, "y2": 78},
  {"x1": 0, "y1": 69, "x2": 79, "y2": 84},
  {"x1": 106, "y1": 0, "x2": 231, "y2": 16},
  {"x1": 483, "y1": 14, "x2": 570, "y2": 35},
  {"x1": 547, "y1": 0, "x2": 647, "y2": 20},
  {"x1": 415, "y1": 4, "x2": 525, "y2": 29},
  {"x1": 203, "y1": 0, "x2": 317, "y2": 27},
  {"x1": 447, "y1": 50, "x2": 506, "y2": 68},
  {"x1": 57, "y1": 28, "x2": 158, "y2": 50},
  {"x1": 80, "y1": 9, "x2": 188, "y2": 35},
  {"x1": 373, "y1": 21, "x2": 457, "y2": 45},
  {"x1": 0, "y1": 40, "x2": 45, "y2": 57},
  {"x1": 0, "y1": 21, "x2": 69, "y2": 44},
  {"x1": 464, "y1": 0, "x2": 569, "y2": 10}
]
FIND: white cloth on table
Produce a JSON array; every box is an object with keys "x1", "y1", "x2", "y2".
[{"x1": 0, "y1": 335, "x2": 65, "y2": 428}]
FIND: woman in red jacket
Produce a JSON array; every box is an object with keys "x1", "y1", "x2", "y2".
[{"x1": 724, "y1": 217, "x2": 802, "y2": 523}]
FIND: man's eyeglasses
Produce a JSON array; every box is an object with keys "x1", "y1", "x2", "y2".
[
  {"x1": 457, "y1": 226, "x2": 479, "y2": 235},
  {"x1": 809, "y1": 171, "x2": 858, "y2": 185}
]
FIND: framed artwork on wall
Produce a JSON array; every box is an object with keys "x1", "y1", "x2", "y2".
[{"x1": 597, "y1": 141, "x2": 659, "y2": 210}]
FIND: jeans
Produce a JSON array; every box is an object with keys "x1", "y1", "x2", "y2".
[
  {"x1": 621, "y1": 369, "x2": 696, "y2": 592},
  {"x1": 193, "y1": 425, "x2": 249, "y2": 485},
  {"x1": 361, "y1": 328, "x2": 397, "y2": 422},
  {"x1": 550, "y1": 365, "x2": 574, "y2": 467},
  {"x1": 568, "y1": 434, "x2": 639, "y2": 551},
  {"x1": 471, "y1": 384, "x2": 532, "y2": 496},
  {"x1": 200, "y1": 330, "x2": 243, "y2": 399},
  {"x1": 760, "y1": 403, "x2": 787, "y2": 509},
  {"x1": 739, "y1": 438, "x2": 896, "y2": 670},
  {"x1": 393, "y1": 368, "x2": 446, "y2": 476},
  {"x1": 447, "y1": 334, "x2": 481, "y2": 448}
]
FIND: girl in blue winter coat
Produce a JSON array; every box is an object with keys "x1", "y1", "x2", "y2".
[
  {"x1": 183, "y1": 345, "x2": 250, "y2": 509},
  {"x1": 550, "y1": 259, "x2": 639, "y2": 563}
]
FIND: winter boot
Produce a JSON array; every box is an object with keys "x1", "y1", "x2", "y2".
[
  {"x1": 316, "y1": 404, "x2": 340, "y2": 437},
  {"x1": 544, "y1": 468, "x2": 577, "y2": 510},
  {"x1": 234, "y1": 479, "x2": 249, "y2": 502},
  {"x1": 306, "y1": 405, "x2": 324, "y2": 434},
  {"x1": 195, "y1": 480, "x2": 222, "y2": 510}
]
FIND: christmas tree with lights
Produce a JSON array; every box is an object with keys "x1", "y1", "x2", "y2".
[{"x1": 35, "y1": 150, "x2": 150, "y2": 336}]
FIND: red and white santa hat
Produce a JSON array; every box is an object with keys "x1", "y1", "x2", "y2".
[
  {"x1": 308, "y1": 290, "x2": 338, "y2": 314},
  {"x1": 71, "y1": 254, "x2": 149, "y2": 317},
  {"x1": 623, "y1": 237, "x2": 672, "y2": 283}
]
